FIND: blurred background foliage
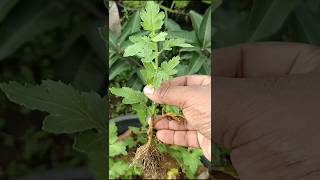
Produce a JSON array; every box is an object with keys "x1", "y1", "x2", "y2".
[
  {"x1": 0, "y1": 0, "x2": 105, "y2": 179},
  {"x1": 214, "y1": 0, "x2": 320, "y2": 48},
  {"x1": 213, "y1": 0, "x2": 320, "y2": 179}
]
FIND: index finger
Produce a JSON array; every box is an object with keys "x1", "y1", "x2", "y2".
[{"x1": 161, "y1": 75, "x2": 211, "y2": 88}]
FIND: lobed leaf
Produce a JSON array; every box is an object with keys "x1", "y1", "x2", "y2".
[
  {"x1": 109, "y1": 87, "x2": 147, "y2": 104},
  {"x1": 140, "y1": 1, "x2": 165, "y2": 34}
]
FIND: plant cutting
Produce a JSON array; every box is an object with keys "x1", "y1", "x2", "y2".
[{"x1": 109, "y1": 1, "x2": 206, "y2": 179}]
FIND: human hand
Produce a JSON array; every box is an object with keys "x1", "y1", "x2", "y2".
[
  {"x1": 143, "y1": 75, "x2": 211, "y2": 160},
  {"x1": 214, "y1": 42, "x2": 320, "y2": 180}
]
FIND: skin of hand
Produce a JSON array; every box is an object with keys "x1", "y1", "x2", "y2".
[
  {"x1": 143, "y1": 75, "x2": 211, "y2": 160},
  {"x1": 214, "y1": 42, "x2": 320, "y2": 180}
]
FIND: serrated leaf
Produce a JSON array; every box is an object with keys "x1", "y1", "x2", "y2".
[
  {"x1": 0, "y1": 80, "x2": 107, "y2": 134},
  {"x1": 124, "y1": 35, "x2": 156, "y2": 62},
  {"x1": 109, "y1": 159, "x2": 130, "y2": 179},
  {"x1": 160, "y1": 56, "x2": 180, "y2": 76},
  {"x1": 163, "y1": 38, "x2": 193, "y2": 51},
  {"x1": 140, "y1": 1, "x2": 165, "y2": 34},
  {"x1": 109, "y1": 87, "x2": 147, "y2": 104},
  {"x1": 140, "y1": 62, "x2": 156, "y2": 84},
  {"x1": 151, "y1": 32, "x2": 168, "y2": 42}
]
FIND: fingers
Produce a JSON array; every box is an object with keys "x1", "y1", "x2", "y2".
[
  {"x1": 153, "y1": 117, "x2": 196, "y2": 131},
  {"x1": 214, "y1": 42, "x2": 320, "y2": 78},
  {"x1": 156, "y1": 130, "x2": 200, "y2": 148},
  {"x1": 164, "y1": 75, "x2": 211, "y2": 86},
  {"x1": 144, "y1": 84, "x2": 197, "y2": 108}
]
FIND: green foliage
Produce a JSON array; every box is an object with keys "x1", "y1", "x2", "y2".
[
  {"x1": 140, "y1": 1, "x2": 165, "y2": 35},
  {"x1": 214, "y1": 0, "x2": 320, "y2": 47},
  {"x1": 0, "y1": 80, "x2": 107, "y2": 180},
  {"x1": 108, "y1": 123, "x2": 142, "y2": 179},
  {"x1": 158, "y1": 144, "x2": 203, "y2": 179}
]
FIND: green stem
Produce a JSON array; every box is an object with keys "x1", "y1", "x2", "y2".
[{"x1": 159, "y1": 5, "x2": 178, "y2": 14}]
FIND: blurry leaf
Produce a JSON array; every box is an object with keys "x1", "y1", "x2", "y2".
[
  {"x1": 118, "y1": 11, "x2": 141, "y2": 45},
  {"x1": 0, "y1": 0, "x2": 20, "y2": 23},
  {"x1": 248, "y1": 0, "x2": 301, "y2": 41},
  {"x1": 213, "y1": 8, "x2": 248, "y2": 47},
  {"x1": 292, "y1": 2, "x2": 320, "y2": 44},
  {"x1": 199, "y1": 7, "x2": 211, "y2": 48},
  {"x1": 140, "y1": 1, "x2": 165, "y2": 34},
  {"x1": 74, "y1": 130, "x2": 108, "y2": 180},
  {"x1": 109, "y1": 29, "x2": 118, "y2": 50},
  {"x1": 109, "y1": 61, "x2": 130, "y2": 81},
  {"x1": 188, "y1": 54, "x2": 207, "y2": 74},
  {"x1": 0, "y1": 0, "x2": 66, "y2": 60},
  {"x1": 189, "y1": 10, "x2": 203, "y2": 32},
  {"x1": 0, "y1": 80, "x2": 107, "y2": 133},
  {"x1": 86, "y1": 22, "x2": 106, "y2": 62},
  {"x1": 173, "y1": 1, "x2": 190, "y2": 9},
  {"x1": 203, "y1": 0, "x2": 213, "y2": 5},
  {"x1": 163, "y1": 38, "x2": 193, "y2": 51},
  {"x1": 167, "y1": 30, "x2": 196, "y2": 43},
  {"x1": 73, "y1": 54, "x2": 106, "y2": 92},
  {"x1": 164, "y1": 18, "x2": 181, "y2": 31}
]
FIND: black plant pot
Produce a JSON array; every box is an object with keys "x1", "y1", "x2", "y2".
[{"x1": 111, "y1": 115, "x2": 212, "y2": 169}]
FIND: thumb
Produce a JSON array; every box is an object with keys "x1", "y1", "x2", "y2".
[{"x1": 143, "y1": 84, "x2": 194, "y2": 108}]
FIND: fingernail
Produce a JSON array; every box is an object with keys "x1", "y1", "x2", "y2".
[{"x1": 144, "y1": 85, "x2": 154, "y2": 95}]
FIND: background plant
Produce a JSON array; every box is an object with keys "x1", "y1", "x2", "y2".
[{"x1": 0, "y1": 0, "x2": 106, "y2": 179}]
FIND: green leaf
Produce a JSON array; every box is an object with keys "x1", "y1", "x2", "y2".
[
  {"x1": 118, "y1": 11, "x2": 141, "y2": 45},
  {"x1": 199, "y1": 7, "x2": 212, "y2": 48},
  {"x1": 188, "y1": 54, "x2": 207, "y2": 74},
  {"x1": 124, "y1": 35, "x2": 156, "y2": 62},
  {"x1": 163, "y1": 38, "x2": 193, "y2": 51},
  {"x1": 152, "y1": 70, "x2": 170, "y2": 89},
  {"x1": 151, "y1": 32, "x2": 168, "y2": 42},
  {"x1": 109, "y1": 87, "x2": 147, "y2": 104},
  {"x1": 160, "y1": 56, "x2": 180, "y2": 76},
  {"x1": 128, "y1": 126, "x2": 141, "y2": 134},
  {"x1": 164, "y1": 18, "x2": 182, "y2": 31},
  {"x1": 109, "y1": 61, "x2": 130, "y2": 81},
  {"x1": 0, "y1": 0, "x2": 66, "y2": 60},
  {"x1": 248, "y1": 0, "x2": 301, "y2": 41},
  {"x1": 109, "y1": 159, "x2": 130, "y2": 179},
  {"x1": 167, "y1": 30, "x2": 197, "y2": 44},
  {"x1": 109, "y1": 29, "x2": 118, "y2": 50},
  {"x1": 167, "y1": 146, "x2": 203, "y2": 179},
  {"x1": 140, "y1": 62, "x2": 156, "y2": 84},
  {"x1": 189, "y1": 10, "x2": 203, "y2": 31},
  {"x1": 74, "y1": 130, "x2": 107, "y2": 180},
  {"x1": 140, "y1": 1, "x2": 165, "y2": 34},
  {"x1": 132, "y1": 103, "x2": 148, "y2": 127},
  {"x1": 0, "y1": 80, "x2": 107, "y2": 134}
]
